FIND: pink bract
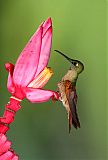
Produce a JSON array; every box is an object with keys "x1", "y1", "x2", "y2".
[
  {"x1": 5, "y1": 17, "x2": 59, "y2": 102},
  {"x1": 0, "y1": 134, "x2": 18, "y2": 160},
  {"x1": 0, "y1": 17, "x2": 59, "y2": 160}
]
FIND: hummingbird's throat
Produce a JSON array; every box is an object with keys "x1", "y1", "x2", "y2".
[{"x1": 28, "y1": 67, "x2": 53, "y2": 88}]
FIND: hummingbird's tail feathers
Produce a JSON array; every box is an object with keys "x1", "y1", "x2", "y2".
[
  {"x1": 69, "y1": 111, "x2": 72, "y2": 133},
  {"x1": 67, "y1": 87, "x2": 80, "y2": 130},
  {"x1": 72, "y1": 113, "x2": 80, "y2": 129},
  {"x1": 69, "y1": 104, "x2": 80, "y2": 130},
  {"x1": 71, "y1": 99, "x2": 80, "y2": 129}
]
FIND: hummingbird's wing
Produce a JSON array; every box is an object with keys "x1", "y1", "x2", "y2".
[{"x1": 65, "y1": 81, "x2": 80, "y2": 131}]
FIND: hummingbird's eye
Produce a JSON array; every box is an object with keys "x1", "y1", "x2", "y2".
[
  {"x1": 76, "y1": 63, "x2": 79, "y2": 67},
  {"x1": 73, "y1": 62, "x2": 78, "y2": 67}
]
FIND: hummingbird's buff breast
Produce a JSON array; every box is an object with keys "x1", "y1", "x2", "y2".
[
  {"x1": 62, "y1": 69, "x2": 77, "y2": 82},
  {"x1": 58, "y1": 81, "x2": 70, "y2": 114}
]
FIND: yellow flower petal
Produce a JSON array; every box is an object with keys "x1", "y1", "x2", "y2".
[{"x1": 28, "y1": 67, "x2": 53, "y2": 88}]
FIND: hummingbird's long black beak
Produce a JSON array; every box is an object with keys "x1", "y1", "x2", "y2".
[
  {"x1": 55, "y1": 50, "x2": 84, "y2": 73},
  {"x1": 54, "y1": 50, "x2": 75, "y2": 64}
]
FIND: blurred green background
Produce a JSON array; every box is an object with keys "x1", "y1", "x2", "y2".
[{"x1": 0, "y1": 0, "x2": 107, "y2": 160}]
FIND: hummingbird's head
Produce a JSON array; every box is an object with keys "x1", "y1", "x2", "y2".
[
  {"x1": 70, "y1": 59, "x2": 84, "y2": 74},
  {"x1": 54, "y1": 50, "x2": 84, "y2": 75}
]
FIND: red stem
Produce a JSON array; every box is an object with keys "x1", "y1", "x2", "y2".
[{"x1": 0, "y1": 97, "x2": 21, "y2": 134}]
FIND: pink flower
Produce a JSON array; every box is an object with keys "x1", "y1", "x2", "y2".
[
  {"x1": 5, "y1": 17, "x2": 59, "y2": 102},
  {"x1": 0, "y1": 18, "x2": 59, "y2": 159},
  {"x1": 0, "y1": 134, "x2": 18, "y2": 160}
]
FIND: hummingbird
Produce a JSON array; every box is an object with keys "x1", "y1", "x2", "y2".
[{"x1": 55, "y1": 50, "x2": 84, "y2": 132}]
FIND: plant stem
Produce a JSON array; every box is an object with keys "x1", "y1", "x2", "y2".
[{"x1": 0, "y1": 97, "x2": 21, "y2": 134}]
